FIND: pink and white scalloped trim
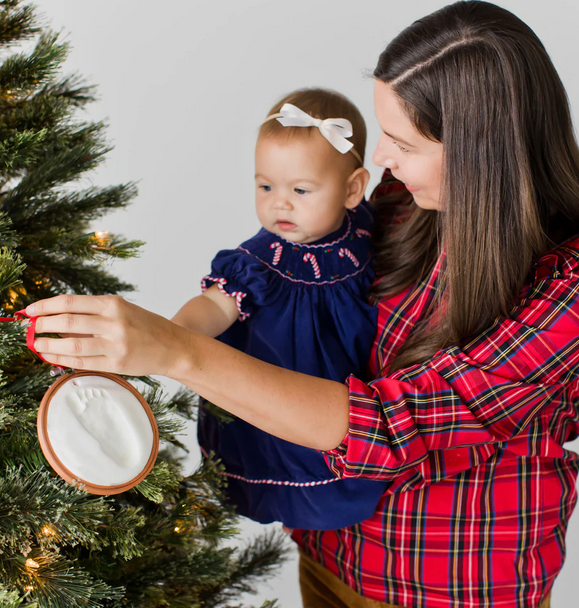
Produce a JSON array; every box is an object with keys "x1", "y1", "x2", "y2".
[
  {"x1": 200, "y1": 447, "x2": 340, "y2": 486},
  {"x1": 222, "y1": 470, "x2": 341, "y2": 487},
  {"x1": 282, "y1": 214, "x2": 353, "y2": 249},
  {"x1": 201, "y1": 275, "x2": 250, "y2": 321}
]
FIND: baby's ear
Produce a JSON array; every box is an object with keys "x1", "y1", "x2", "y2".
[{"x1": 345, "y1": 167, "x2": 371, "y2": 209}]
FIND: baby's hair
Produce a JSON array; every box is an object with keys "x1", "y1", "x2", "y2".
[{"x1": 259, "y1": 88, "x2": 367, "y2": 168}]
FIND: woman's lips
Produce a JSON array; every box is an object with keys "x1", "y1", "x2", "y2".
[
  {"x1": 393, "y1": 173, "x2": 421, "y2": 193},
  {"x1": 277, "y1": 220, "x2": 296, "y2": 231}
]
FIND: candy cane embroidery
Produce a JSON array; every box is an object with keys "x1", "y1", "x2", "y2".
[
  {"x1": 356, "y1": 228, "x2": 371, "y2": 238},
  {"x1": 338, "y1": 248, "x2": 359, "y2": 267},
  {"x1": 303, "y1": 252, "x2": 321, "y2": 279},
  {"x1": 270, "y1": 241, "x2": 283, "y2": 265}
]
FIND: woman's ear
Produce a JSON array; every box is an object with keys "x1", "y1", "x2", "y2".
[{"x1": 344, "y1": 167, "x2": 371, "y2": 209}]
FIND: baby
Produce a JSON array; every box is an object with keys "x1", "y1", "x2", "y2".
[{"x1": 172, "y1": 88, "x2": 385, "y2": 530}]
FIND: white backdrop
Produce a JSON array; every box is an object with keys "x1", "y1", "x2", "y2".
[{"x1": 30, "y1": 1, "x2": 579, "y2": 606}]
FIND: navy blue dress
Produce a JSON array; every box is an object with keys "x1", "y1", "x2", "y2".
[{"x1": 197, "y1": 200, "x2": 386, "y2": 530}]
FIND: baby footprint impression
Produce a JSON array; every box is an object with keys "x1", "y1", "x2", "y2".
[{"x1": 67, "y1": 386, "x2": 140, "y2": 468}]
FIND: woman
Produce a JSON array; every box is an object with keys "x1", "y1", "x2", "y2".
[{"x1": 25, "y1": 2, "x2": 579, "y2": 607}]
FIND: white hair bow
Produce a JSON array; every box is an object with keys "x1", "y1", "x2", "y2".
[{"x1": 272, "y1": 103, "x2": 355, "y2": 155}]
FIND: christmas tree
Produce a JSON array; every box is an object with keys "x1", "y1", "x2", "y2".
[{"x1": 0, "y1": 1, "x2": 288, "y2": 606}]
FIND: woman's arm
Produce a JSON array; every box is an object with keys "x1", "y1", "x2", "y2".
[
  {"x1": 170, "y1": 283, "x2": 239, "y2": 337},
  {"x1": 176, "y1": 331, "x2": 350, "y2": 450},
  {"x1": 27, "y1": 252, "x2": 579, "y2": 471},
  {"x1": 320, "y1": 267, "x2": 579, "y2": 487},
  {"x1": 26, "y1": 294, "x2": 350, "y2": 451},
  {"x1": 171, "y1": 285, "x2": 350, "y2": 449}
]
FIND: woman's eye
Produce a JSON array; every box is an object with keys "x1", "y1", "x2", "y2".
[
  {"x1": 259, "y1": 185, "x2": 272, "y2": 192},
  {"x1": 294, "y1": 188, "x2": 308, "y2": 195},
  {"x1": 392, "y1": 141, "x2": 410, "y2": 153}
]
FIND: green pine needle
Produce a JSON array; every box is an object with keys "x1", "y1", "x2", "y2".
[
  {"x1": 0, "y1": 32, "x2": 67, "y2": 93},
  {"x1": 0, "y1": 2, "x2": 38, "y2": 46}
]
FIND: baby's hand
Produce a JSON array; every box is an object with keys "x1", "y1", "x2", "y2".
[{"x1": 281, "y1": 525, "x2": 293, "y2": 535}]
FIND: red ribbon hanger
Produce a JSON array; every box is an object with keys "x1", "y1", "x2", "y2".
[{"x1": 0, "y1": 308, "x2": 66, "y2": 372}]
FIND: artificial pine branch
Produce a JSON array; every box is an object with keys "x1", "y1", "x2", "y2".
[
  {"x1": 0, "y1": 127, "x2": 46, "y2": 171},
  {"x1": 0, "y1": 246, "x2": 25, "y2": 291},
  {"x1": 16, "y1": 184, "x2": 138, "y2": 227},
  {"x1": 3, "y1": 123, "x2": 111, "y2": 206},
  {"x1": 0, "y1": 582, "x2": 36, "y2": 608},
  {"x1": 0, "y1": 466, "x2": 115, "y2": 552},
  {"x1": 40, "y1": 74, "x2": 96, "y2": 106},
  {"x1": 0, "y1": 213, "x2": 19, "y2": 248},
  {"x1": 198, "y1": 530, "x2": 290, "y2": 608},
  {"x1": 0, "y1": 32, "x2": 66, "y2": 93},
  {"x1": 0, "y1": 2, "x2": 37, "y2": 46},
  {"x1": 3, "y1": 550, "x2": 124, "y2": 608}
]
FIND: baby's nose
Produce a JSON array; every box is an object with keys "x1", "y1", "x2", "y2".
[{"x1": 274, "y1": 197, "x2": 293, "y2": 210}]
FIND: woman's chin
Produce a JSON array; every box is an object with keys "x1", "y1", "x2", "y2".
[{"x1": 413, "y1": 195, "x2": 441, "y2": 211}]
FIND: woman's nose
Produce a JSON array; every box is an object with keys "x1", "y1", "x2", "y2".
[{"x1": 373, "y1": 138, "x2": 398, "y2": 170}]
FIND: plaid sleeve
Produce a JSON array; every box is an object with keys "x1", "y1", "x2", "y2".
[{"x1": 323, "y1": 265, "x2": 579, "y2": 485}]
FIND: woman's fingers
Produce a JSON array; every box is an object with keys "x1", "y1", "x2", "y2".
[
  {"x1": 23, "y1": 293, "x2": 190, "y2": 378},
  {"x1": 34, "y1": 335, "x2": 110, "y2": 357},
  {"x1": 33, "y1": 312, "x2": 110, "y2": 337},
  {"x1": 23, "y1": 295, "x2": 126, "y2": 371},
  {"x1": 26, "y1": 293, "x2": 113, "y2": 317},
  {"x1": 58, "y1": 333, "x2": 94, "y2": 339},
  {"x1": 37, "y1": 352, "x2": 110, "y2": 373}
]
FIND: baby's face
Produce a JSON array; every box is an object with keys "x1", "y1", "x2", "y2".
[{"x1": 255, "y1": 134, "x2": 354, "y2": 244}]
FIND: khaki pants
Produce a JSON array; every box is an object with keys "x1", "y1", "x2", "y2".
[{"x1": 299, "y1": 551, "x2": 552, "y2": 608}]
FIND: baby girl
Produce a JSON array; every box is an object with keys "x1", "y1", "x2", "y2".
[{"x1": 172, "y1": 88, "x2": 386, "y2": 530}]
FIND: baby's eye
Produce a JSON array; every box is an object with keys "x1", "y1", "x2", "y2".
[
  {"x1": 294, "y1": 187, "x2": 309, "y2": 195},
  {"x1": 259, "y1": 184, "x2": 272, "y2": 192},
  {"x1": 392, "y1": 141, "x2": 410, "y2": 153}
]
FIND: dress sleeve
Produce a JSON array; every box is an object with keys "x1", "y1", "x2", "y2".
[
  {"x1": 322, "y1": 262, "x2": 579, "y2": 489},
  {"x1": 201, "y1": 248, "x2": 275, "y2": 321}
]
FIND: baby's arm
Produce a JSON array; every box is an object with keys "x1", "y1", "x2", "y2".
[{"x1": 170, "y1": 284, "x2": 239, "y2": 338}]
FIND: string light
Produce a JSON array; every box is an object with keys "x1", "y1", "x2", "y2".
[
  {"x1": 174, "y1": 526, "x2": 180, "y2": 533},
  {"x1": 25, "y1": 559, "x2": 39, "y2": 570},
  {"x1": 8, "y1": 288, "x2": 19, "y2": 304},
  {"x1": 24, "y1": 585, "x2": 34, "y2": 591},
  {"x1": 42, "y1": 526, "x2": 56, "y2": 537},
  {"x1": 92, "y1": 230, "x2": 111, "y2": 253}
]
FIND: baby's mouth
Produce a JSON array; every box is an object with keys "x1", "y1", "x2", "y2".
[{"x1": 277, "y1": 220, "x2": 297, "y2": 231}]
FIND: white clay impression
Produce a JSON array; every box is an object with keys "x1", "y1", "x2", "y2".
[
  {"x1": 46, "y1": 375, "x2": 154, "y2": 487},
  {"x1": 66, "y1": 387, "x2": 139, "y2": 468}
]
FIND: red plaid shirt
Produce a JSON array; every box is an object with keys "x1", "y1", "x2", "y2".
[{"x1": 293, "y1": 181, "x2": 579, "y2": 608}]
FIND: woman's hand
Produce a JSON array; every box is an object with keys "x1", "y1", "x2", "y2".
[{"x1": 26, "y1": 294, "x2": 192, "y2": 377}]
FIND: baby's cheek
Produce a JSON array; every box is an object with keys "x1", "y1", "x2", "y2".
[{"x1": 255, "y1": 207, "x2": 273, "y2": 230}]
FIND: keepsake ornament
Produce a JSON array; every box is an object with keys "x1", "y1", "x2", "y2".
[
  {"x1": 0, "y1": 308, "x2": 159, "y2": 494},
  {"x1": 37, "y1": 370, "x2": 159, "y2": 495}
]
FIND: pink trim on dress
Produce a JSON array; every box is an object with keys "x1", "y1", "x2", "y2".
[{"x1": 201, "y1": 276, "x2": 250, "y2": 321}]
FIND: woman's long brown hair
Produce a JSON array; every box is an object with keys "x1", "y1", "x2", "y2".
[{"x1": 373, "y1": 0, "x2": 579, "y2": 372}]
